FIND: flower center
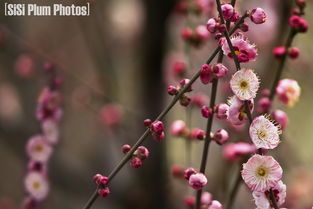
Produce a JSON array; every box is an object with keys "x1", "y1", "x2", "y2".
[
  {"x1": 235, "y1": 50, "x2": 241, "y2": 56},
  {"x1": 34, "y1": 144, "x2": 44, "y2": 152},
  {"x1": 256, "y1": 167, "x2": 268, "y2": 177},
  {"x1": 257, "y1": 130, "x2": 267, "y2": 140},
  {"x1": 32, "y1": 181, "x2": 41, "y2": 190},
  {"x1": 239, "y1": 80, "x2": 249, "y2": 89}
]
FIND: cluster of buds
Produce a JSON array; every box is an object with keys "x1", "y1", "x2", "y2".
[
  {"x1": 144, "y1": 119, "x2": 165, "y2": 141},
  {"x1": 93, "y1": 174, "x2": 110, "y2": 198},
  {"x1": 181, "y1": 25, "x2": 210, "y2": 47},
  {"x1": 122, "y1": 144, "x2": 150, "y2": 169},
  {"x1": 184, "y1": 168, "x2": 207, "y2": 190},
  {"x1": 167, "y1": 78, "x2": 193, "y2": 106},
  {"x1": 200, "y1": 63, "x2": 229, "y2": 84},
  {"x1": 23, "y1": 63, "x2": 63, "y2": 209}
]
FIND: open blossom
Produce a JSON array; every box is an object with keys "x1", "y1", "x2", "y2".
[
  {"x1": 220, "y1": 33, "x2": 258, "y2": 63},
  {"x1": 26, "y1": 135, "x2": 53, "y2": 163},
  {"x1": 252, "y1": 180, "x2": 286, "y2": 209},
  {"x1": 227, "y1": 96, "x2": 254, "y2": 126},
  {"x1": 242, "y1": 155, "x2": 283, "y2": 192},
  {"x1": 276, "y1": 79, "x2": 301, "y2": 107},
  {"x1": 189, "y1": 173, "x2": 207, "y2": 190},
  {"x1": 230, "y1": 69, "x2": 259, "y2": 100},
  {"x1": 249, "y1": 116, "x2": 281, "y2": 149},
  {"x1": 24, "y1": 172, "x2": 49, "y2": 201}
]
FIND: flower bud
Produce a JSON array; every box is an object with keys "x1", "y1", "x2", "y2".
[
  {"x1": 289, "y1": 15, "x2": 309, "y2": 33},
  {"x1": 240, "y1": 22, "x2": 249, "y2": 32},
  {"x1": 188, "y1": 173, "x2": 207, "y2": 190},
  {"x1": 184, "y1": 167, "x2": 197, "y2": 180},
  {"x1": 201, "y1": 192, "x2": 213, "y2": 205},
  {"x1": 167, "y1": 85, "x2": 179, "y2": 96},
  {"x1": 150, "y1": 121, "x2": 164, "y2": 135},
  {"x1": 180, "y1": 78, "x2": 192, "y2": 92},
  {"x1": 230, "y1": 11, "x2": 240, "y2": 22},
  {"x1": 171, "y1": 120, "x2": 187, "y2": 137},
  {"x1": 190, "y1": 128, "x2": 206, "y2": 140},
  {"x1": 122, "y1": 144, "x2": 131, "y2": 154},
  {"x1": 135, "y1": 146, "x2": 149, "y2": 160},
  {"x1": 184, "y1": 196, "x2": 195, "y2": 208},
  {"x1": 179, "y1": 95, "x2": 191, "y2": 107},
  {"x1": 213, "y1": 129, "x2": 229, "y2": 145},
  {"x1": 201, "y1": 106, "x2": 213, "y2": 118},
  {"x1": 273, "y1": 46, "x2": 286, "y2": 58},
  {"x1": 181, "y1": 27, "x2": 193, "y2": 41},
  {"x1": 210, "y1": 200, "x2": 223, "y2": 209},
  {"x1": 143, "y1": 118, "x2": 152, "y2": 127},
  {"x1": 221, "y1": 4, "x2": 234, "y2": 20},
  {"x1": 288, "y1": 47, "x2": 300, "y2": 59},
  {"x1": 173, "y1": 61, "x2": 186, "y2": 77},
  {"x1": 171, "y1": 164, "x2": 185, "y2": 178},
  {"x1": 257, "y1": 97, "x2": 271, "y2": 113},
  {"x1": 212, "y1": 63, "x2": 228, "y2": 78},
  {"x1": 206, "y1": 18, "x2": 218, "y2": 33},
  {"x1": 130, "y1": 157, "x2": 143, "y2": 168},
  {"x1": 250, "y1": 8, "x2": 267, "y2": 24},
  {"x1": 200, "y1": 64, "x2": 213, "y2": 84},
  {"x1": 272, "y1": 109, "x2": 288, "y2": 130},
  {"x1": 98, "y1": 187, "x2": 110, "y2": 198},
  {"x1": 215, "y1": 103, "x2": 229, "y2": 119},
  {"x1": 195, "y1": 25, "x2": 209, "y2": 41}
]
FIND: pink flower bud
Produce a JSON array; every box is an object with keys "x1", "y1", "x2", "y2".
[
  {"x1": 296, "y1": 0, "x2": 306, "y2": 8},
  {"x1": 98, "y1": 187, "x2": 110, "y2": 198},
  {"x1": 122, "y1": 144, "x2": 131, "y2": 154},
  {"x1": 173, "y1": 61, "x2": 186, "y2": 77},
  {"x1": 276, "y1": 79, "x2": 301, "y2": 107},
  {"x1": 221, "y1": 4, "x2": 234, "y2": 20},
  {"x1": 191, "y1": 94, "x2": 208, "y2": 108},
  {"x1": 188, "y1": 173, "x2": 207, "y2": 190},
  {"x1": 181, "y1": 27, "x2": 193, "y2": 41},
  {"x1": 135, "y1": 146, "x2": 149, "y2": 160},
  {"x1": 152, "y1": 131, "x2": 165, "y2": 141},
  {"x1": 273, "y1": 46, "x2": 286, "y2": 58},
  {"x1": 207, "y1": 18, "x2": 218, "y2": 33},
  {"x1": 272, "y1": 109, "x2": 288, "y2": 130},
  {"x1": 150, "y1": 121, "x2": 164, "y2": 134},
  {"x1": 190, "y1": 128, "x2": 206, "y2": 140},
  {"x1": 179, "y1": 95, "x2": 191, "y2": 107},
  {"x1": 230, "y1": 11, "x2": 240, "y2": 22},
  {"x1": 215, "y1": 103, "x2": 229, "y2": 119},
  {"x1": 261, "y1": 89, "x2": 270, "y2": 97},
  {"x1": 288, "y1": 47, "x2": 300, "y2": 59},
  {"x1": 184, "y1": 167, "x2": 197, "y2": 180},
  {"x1": 171, "y1": 120, "x2": 187, "y2": 137},
  {"x1": 143, "y1": 118, "x2": 152, "y2": 127},
  {"x1": 222, "y1": 142, "x2": 256, "y2": 161},
  {"x1": 180, "y1": 78, "x2": 192, "y2": 92},
  {"x1": 209, "y1": 200, "x2": 223, "y2": 209},
  {"x1": 257, "y1": 97, "x2": 272, "y2": 113},
  {"x1": 195, "y1": 25, "x2": 209, "y2": 41},
  {"x1": 201, "y1": 106, "x2": 213, "y2": 118},
  {"x1": 289, "y1": 15, "x2": 309, "y2": 32},
  {"x1": 184, "y1": 196, "x2": 195, "y2": 208},
  {"x1": 201, "y1": 192, "x2": 212, "y2": 205},
  {"x1": 93, "y1": 174, "x2": 108, "y2": 185},
  {"x1": 167, "y1": 85, "x2": 179, "y2": 96},
  {"x1": 212, "y1": 63, "x2": 228, "y2": 78},
  {"x1": 200, "y1": 64, "x2": 213, "y2": 84},
  {"x1": 213, "y1": 129, "x2": 229, "y2": 145},
  {"x1": 250, "y1": 8, "x2": 267, "y2": 24},
  {"x1": 130, "y1": 157, "x2": 143, "y2": 168},
  {"x1": 100, "y1": 104, "x2": 122, "y2": 128},
  {"x1": 171, "y1": 164, "x2": 185, "y2": 178}
]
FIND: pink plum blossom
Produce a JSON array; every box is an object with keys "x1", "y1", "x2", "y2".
[
  {"x1": 242, "y1": 154, "x2": 283, "y2": 192},
  {"x1": 230, "y1": 69, "x2": 260, "y2": 100}
]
